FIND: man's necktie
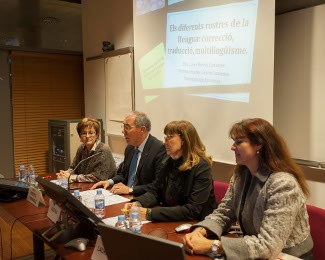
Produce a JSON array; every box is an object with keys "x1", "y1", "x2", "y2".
[{"x1": 127, "y1": 148, "x2": 139, "y2": 187}]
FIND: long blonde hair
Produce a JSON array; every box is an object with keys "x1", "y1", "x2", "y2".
[{"x1": 164, "y1": 120, "x2": 212, "y2": 171}]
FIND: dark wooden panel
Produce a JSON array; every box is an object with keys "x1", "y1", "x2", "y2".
[{"x1": 11, "y1": 51, "x2": 85, "y2": 176}]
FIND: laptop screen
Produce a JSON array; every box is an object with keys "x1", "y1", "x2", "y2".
[{"x1": 97, "y1": 223, "x2": 186, "y2": 260}]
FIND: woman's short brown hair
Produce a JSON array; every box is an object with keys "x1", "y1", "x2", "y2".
[{"x1": 76, "y1": 117, "x2": 100, "y2": 138}]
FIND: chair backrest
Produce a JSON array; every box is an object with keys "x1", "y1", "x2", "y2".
[
  {"x1": 213, "y1": 181, "x2": 229, "y2": 204},
  {"x1": 307, "y1": 204, "x2": 325, "y2": 260},
  {"x1": 212, "y1": 183, "x2": 325, "y2": 259}
]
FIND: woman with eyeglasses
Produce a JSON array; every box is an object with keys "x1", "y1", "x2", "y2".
[
  {"x1": 124, "y1": 120, "x2": 217, "y2": 222},
  {"x1": 184, "y1": 118, "x2": 313, "y2": 260},
  {"x1": 56, "y1": 117, "x2": 116, "y2": 183}
]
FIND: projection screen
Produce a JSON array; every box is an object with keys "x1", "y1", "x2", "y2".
[{"x1": 133, "y1": 0, "x2": 275, "y2": 163}]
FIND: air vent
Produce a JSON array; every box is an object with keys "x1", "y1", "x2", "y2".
[{"x1": 41, "y1": 16, "x2": 60, "y2": 25}]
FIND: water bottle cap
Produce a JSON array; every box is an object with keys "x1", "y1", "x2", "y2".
[
  {"x1": 117, "y1": 215, "x2": 125, "y2": 221},
  {"x1": 131, "y1": 212, "x2": 139, "y2": 218},
  {"x1": 96, "y1": 189, "x2": 102, "y2": 195},
  {"x1": 74, "y1": 190, "x2": 80, "y2": 195}
]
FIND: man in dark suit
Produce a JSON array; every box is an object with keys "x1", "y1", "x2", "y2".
[{"x1": 90, "y1": 111, "x2": 166, "y2": 196}]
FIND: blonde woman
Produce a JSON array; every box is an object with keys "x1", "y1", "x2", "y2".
[{"x1": 124, "y1": 120, "x2": 217, "y2": 222}]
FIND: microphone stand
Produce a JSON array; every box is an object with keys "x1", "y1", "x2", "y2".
[
  {"x1": 67, "y1": 151, "x2": 103, "y2": 191},
  {"x1": 67, "y1": 174, "x2": 73, "y2": 191}
]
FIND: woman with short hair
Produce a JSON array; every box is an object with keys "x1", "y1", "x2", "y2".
[{"x1": 56, "y1": 117, "x2": 116, "y2": 183}]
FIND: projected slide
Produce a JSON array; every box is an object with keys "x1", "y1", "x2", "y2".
[
  {"x1": 165, "y1": 2, "x2": 258, "y2": 87},
  {"x1": 135, "y1": 0, "x2": 165, "y2": 16},
  {"x1": 136, "y1": 0, "x2": 258, "y2": 96},
  {"x1": 133, "y1": 0, "x2": 274, "y2": 163}
]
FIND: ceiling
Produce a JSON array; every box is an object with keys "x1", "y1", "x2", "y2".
[
  {"x1": 275, "y1": 0, "x2": 325, "y2": 14},
  {"x1": 0, "y1": 0, "x2": 82, "y2": 52},
  {"x1": 0, "y1": 0, "x2": 323, "y2": 52}
]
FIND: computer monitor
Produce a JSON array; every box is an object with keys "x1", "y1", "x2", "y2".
[
  {"x1": 0, "y1": 179, "x2": 45, "y2": 202},
  {"x1": 36, "y1": 176, "x2": 103, "y2": 241},
  {"x1": 98, "y1": 223, "x2": 186, "y2": 260}
]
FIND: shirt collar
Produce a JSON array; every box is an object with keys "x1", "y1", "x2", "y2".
[
  {"x1": 83, "y1": 139, "x2": 100, "y2": 152},
  {"x1": 254, "y1": 166, "x2": 273, "y2": 182},
  {"x1": 137, "y1": 134, "x2": 149, "y2": 153}
]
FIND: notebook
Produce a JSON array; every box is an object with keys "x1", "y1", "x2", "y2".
[{"x1": 97, "y1": 223, "x2": 186, "y2": 260}]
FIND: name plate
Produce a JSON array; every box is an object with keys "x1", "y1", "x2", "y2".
[
  {"x1": 47, "y1": 199, "x2": 61, "y2": 223},
  {"x1": 91, "y1": 235, "x2": 107, "y2": 260},
  {"x1": 26, "y1": 186, "x2": 45, "y2": 207}
]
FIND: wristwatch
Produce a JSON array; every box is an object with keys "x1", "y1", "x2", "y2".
[
  {"x1": 211, "y1": 240, "x2": 220, "y2": 255},
  {"x1": 128, "y1": 187, "x2": 133, "y2": 194}
]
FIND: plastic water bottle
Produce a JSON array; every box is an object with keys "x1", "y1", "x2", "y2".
[
  {"x1": 73, "y1": 189, "x2": 82, "y2": 203},
  {"x1": 115, "y1": 215, "x2": 128, "y2": 230},
  {"x1": 27, "y1": 165, "x2": 36, "y2": 185},
  {"x1": 19, "y1": 165, "x2": 26, "y2": 182},
  {"x1": 129, "y1": 212, "x2": 142, "y2": 233},
  {"x1": 59, "y1": 176, "x2": 68, "y2": 189},
  {"x1": 129, "y1": 205, "x2": 141, "y2": 218},
  {"x1": 94, "y1": 189, "x2": 105, "y2": 218}
]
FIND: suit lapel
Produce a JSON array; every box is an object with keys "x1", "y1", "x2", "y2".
[
  {"x1": 122, "y1": 146, "x2": 136, "y2": 183},
  {"x1": 135, "y1": 135, "x2": 152, "y2": 179}
]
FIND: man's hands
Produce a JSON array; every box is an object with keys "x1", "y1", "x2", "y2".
[
  {"x1": 111, "y1": 183, "x2": 130, "y2": 194},
  {"x1": 90, "y1": 180, "x2": 111, "y2": 190},
  {"x1": 90, "y1": 181, "x2": 132, "y2": 195}
]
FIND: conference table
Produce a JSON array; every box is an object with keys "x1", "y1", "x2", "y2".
[{"x1": 0, "y1": 177, "x2": 209, "y2": 260}]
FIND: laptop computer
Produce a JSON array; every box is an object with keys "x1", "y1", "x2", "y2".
[{"x1": 97, "y1": 223, "x2": 186, "y2": 260}]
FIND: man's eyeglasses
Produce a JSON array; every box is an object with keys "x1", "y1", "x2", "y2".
[
  {"x1": 80, "y1": 131, "x2": 96, "y2": 137},
  {"x1": 121, "y1": 124, "x2": 136, "y2": 131}
]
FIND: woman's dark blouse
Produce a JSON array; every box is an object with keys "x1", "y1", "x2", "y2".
[{"x1": 134, "y1": 156, "x2": 217, "y2": 222}]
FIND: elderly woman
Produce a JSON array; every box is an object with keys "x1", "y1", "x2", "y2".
[
  {"x1": 184, "y1": 118, "x2": 313, "y2": 260},
  {"x1": 124, "y1": 120, "x2": 217, "y2": 222},
  {"x1": 56, "y1": 117, "x2": 116, "y2": 183}
]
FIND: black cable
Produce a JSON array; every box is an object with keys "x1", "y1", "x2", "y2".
[
  {"x1": 146, "y1": 228, "x2": 173, "y2": 239},
  {"x1": 10, "y1": 212, "x2": 48, "y2": 259}
]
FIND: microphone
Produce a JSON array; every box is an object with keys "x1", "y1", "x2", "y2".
[{"x1": 67, "y1": 151, "x2": 103, "y2": 191}]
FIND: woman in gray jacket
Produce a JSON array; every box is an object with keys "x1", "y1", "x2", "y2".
[{"x1": 184, "y1": 118, "x2": 313, "y2": 260}]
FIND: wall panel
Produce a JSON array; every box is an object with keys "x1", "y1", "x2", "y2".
[{"x1": 11, "y1": 51, "x2": 84, "y2": 175}]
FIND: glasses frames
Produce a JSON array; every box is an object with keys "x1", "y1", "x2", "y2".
[
  {"x1": 121, "y1": 124, "x2": 137, "y2": 131},
  {"x1": 80, "y1": 131, "x2": 96, "y2": 137},
  {"x1": 164, "y1": 134, "x2": 180, "y2": 141}
]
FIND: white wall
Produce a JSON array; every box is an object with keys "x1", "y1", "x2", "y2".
[
  {"x1": 274, "y1": 5, "x2": 325, "y2": 208},
  {"x1": 274, "y1": 5, "x2": 325, "y2": 163},
  {"x1": 82, "y1": 1, "x2": 325, "y2": 209},
  {"x1": 82, "y1": 0, "x2": 133, "y2": 58},
  {"x1": 82, "y1": 0, "x2": 133, "y2": 127}
]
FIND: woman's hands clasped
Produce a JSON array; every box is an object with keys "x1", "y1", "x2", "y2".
[{"x1": 183, "y1": 228, "x2": 214, "y2": 255}]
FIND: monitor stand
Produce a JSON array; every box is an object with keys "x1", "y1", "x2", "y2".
[{"x1": 41, "y1": 210, "x2": 76, "y2": 243}]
